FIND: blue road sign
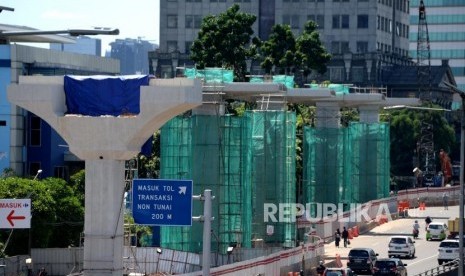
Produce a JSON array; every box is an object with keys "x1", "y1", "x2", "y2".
[{"x1": 132, "y1": 179, "x2": 193, "y2": 226}]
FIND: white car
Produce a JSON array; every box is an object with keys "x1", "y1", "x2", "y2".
[
  {"x1": 388, "y1": 235, "x2": 416, "y2": 259},
  {"x1": 438, "y1": 239, "x2": 459, "y2": 265}
]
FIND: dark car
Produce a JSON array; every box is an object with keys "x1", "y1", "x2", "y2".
[
  {"x1": 373, "y1": 258, "x2": 407, "y2": 276},
  {"x1": 347, "y1": 248, "x2": 379, "y2": 274}
]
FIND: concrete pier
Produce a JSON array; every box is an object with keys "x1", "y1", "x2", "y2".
[{"x1": 8, "y1": 76, "x2": 202, "y2": 276}]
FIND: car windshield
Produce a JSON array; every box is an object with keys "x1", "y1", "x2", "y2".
[
  {"x1": 349, "y1": 250, "x2": 369, "y2": 257},
  {"x1": 376, "y1": 261, "x2": 396, "y2": 268},
  {"x1": 440, "y1": 241, "x2": 459, "y2": 248},
  {"x1": 390, "y1": 238, "x2": 406, "y2": 244},
  {"x1": 429, "y1": 224, "x2": 442, "y2": 230}
]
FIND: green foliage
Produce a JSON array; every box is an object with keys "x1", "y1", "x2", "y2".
[
  {"x1": 69, "y1": 169, "x2": 85, "y2": 205},
  {"x1": 260, "y1": 20, "x2": 331, "y2": 78},
  {"x1": 260, "y1": 24, "x2": 296, "y2": 74},
  {"x1": 341, "y1": 108, "x2": 360, "y2": 127},
  {"x1": 295, "y1": 21, "x2": 331, "y2": 75},
  {"x1": 385, "y1": 106, "x2": 456, "y2": 177},
  {"x1": 190, "y1": 4, "x2": 257, "y2": 81},
  {"x1": 1, "y1": 168, "x2": 16, "y2": 178},
  {"x1": 0, "y1": 177, "x2": 84, "y2": 255},
  {"x1": 138, "y1": 132, "x2": 160, "y2": 178}
]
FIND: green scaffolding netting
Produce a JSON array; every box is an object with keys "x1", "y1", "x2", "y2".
[
  {"x1": 183, "y1": 68, "x2": 234, "y2": 83},
  {"x1": 159, "y1": 111, "x2": 296, "y2": 253},
  {"x1": 303, "y1": 122, "x2": 390, "y2": 212}
]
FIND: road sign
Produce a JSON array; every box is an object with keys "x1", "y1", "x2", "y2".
[
  {"x1": 0, "y1": 199, "x2": 31, "y2": 229},
  {"x1": 132, "y1": 179, "x2": 193, "y2": 226}
]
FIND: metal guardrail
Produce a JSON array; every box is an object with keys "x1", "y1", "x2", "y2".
[{"x1": 414, "y1": 259, "x2": 459, "y2": 276}]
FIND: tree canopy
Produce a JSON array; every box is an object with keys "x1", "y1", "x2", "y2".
[
  {"x1": 382, "y1": 106, "x2": 456, "y2": 178},
  {"x1": 190, "y1": 4, "x2": 258, "y2": 81},
  {"x1": 0, "y1": 177, "x2": 84, "y2": 256}
]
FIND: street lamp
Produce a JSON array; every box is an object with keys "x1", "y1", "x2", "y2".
[
  {"x1": 33, "y1": 169, "x2": 42, "y2": 180},
  {"x1": 0, "y1": 27, "x2": 119, "y2": 44},
  {"x1": 0, "y1": 6, "x2": 14, "y2": 12},
  {"x1": 443, "y1": 81, "x2": 464, "y2": 276}
]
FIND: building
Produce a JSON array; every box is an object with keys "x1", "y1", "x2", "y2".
[
  {"x1": 109, "y1": 38, "x2": 158, "y2": 75},
  {"x1": 409, "y1": 0, "x2": 465, "y2": 92},
  {"x1": 150, "y1": 0, "x2": 413, "y2": 86},
  {"x1": 0, "y1": 24, "x2": 120, "y2": 178},
  {"x1": 50, "y1": 36, "x2": 102, "y2": 56}
]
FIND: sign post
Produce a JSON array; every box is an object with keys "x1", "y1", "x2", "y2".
[
  {"x1": 0, "y1": 199, "x2": 31, "y2": 229},
  {"x1": 132, "y1": 179, "x2": 193, "y2": 226}
]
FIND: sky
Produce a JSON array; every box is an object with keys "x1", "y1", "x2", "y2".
[{"x1": 0, "y1": 0, "x2": 160, "y2": 55}]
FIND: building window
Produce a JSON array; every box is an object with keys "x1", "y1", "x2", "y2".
[
  {"x1": 186, "y1": 15, "x2": 202, "y2": 28},
  {"x1": 167, "y1": 41, "x2": 178, "y2": 52},
  {"x1": 234, "y1": 0, "x2": 251, "y2": 2},
  {"x1": 185, "y1": 41, "x2": 193, "y2": 54},
  {"x1": 0, "y1": 120, "x2": 6, "y2": 126},
  {"x1": 187, "y1": 0, "x2": 202, "y2": 2},
  {"x1": 308, "y1": 15, "x2": 325, "y2": 29},
  {"x1": 210, "y1": 0, "x2": 226, "y2": 2},
  {"x1": 332, "y1": 15, "x2": 340, "y2": 29},
  {"x1": 30, "y1": 116, "x2": 41, "y2": 146},
  {"x1": 333, "y1": 15, "x2": 349, "y2": 29},
  {"x1": 161, "y1": 65, "x2": 174, "y2": 79},
  {"x1": 356, "y1": 41, "x2": 368, "y2": 53},
  {"x1": 167, "y1": 15, "x2": 178, "y2": 28},
  {"x1": 330, "y1": 67, "x2": 344, "y2": 82},
  {"x1": 357, "y1": 15, "x2": 369, "y2": 28},
  {"x1": 331, "y1": 41, "x2": 350, "y2": 54},
  {"x1": 352, "y1": 67, "x2": 364, "y2": 82},
  {"x1": 54, "y1": 166, "x2": 69, "y2": 180},
  {"x1": 283, "y1": 15, "x2": 300, "y2": 29}
]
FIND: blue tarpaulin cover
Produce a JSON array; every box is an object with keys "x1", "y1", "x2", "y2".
[{"x1": 64, "y1": 75, "x2": 149, "y2": 116}]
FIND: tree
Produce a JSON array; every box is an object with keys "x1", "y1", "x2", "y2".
[
  {"x1": 259, "y1": 20, "x2": 331, "y2": 81},
  {"x1": 295, "y1": 21, "x2": 331, "y2": 77},
  {"x1": 190, "y1": 4, "x2": 258, "y2": 81},
  {"x1": 0, "y1": 177, "x2": 84, "y2": 255},
  {"x1": 260, "y1": 24, "x2": 296, "y2": 74},
  {"x1": 382, "y1": 107, "x2": 456, "y2": 178}
]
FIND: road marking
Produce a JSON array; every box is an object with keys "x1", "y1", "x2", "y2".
[{"x1": 408, "y1": 253, "x2": 438, "y2": 266}]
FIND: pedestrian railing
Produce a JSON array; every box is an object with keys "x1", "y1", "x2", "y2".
[{"x1": 414, "y1": 259, "x2": 459, "y2": 276}]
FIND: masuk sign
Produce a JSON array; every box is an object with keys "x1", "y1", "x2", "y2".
[{"x1": 132, "y1": 179, "x2": 193, "y2": 226}]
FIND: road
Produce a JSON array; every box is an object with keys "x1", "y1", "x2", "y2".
[{"x1": 322, "y1": 205, "x2": 459, "y2": 275}]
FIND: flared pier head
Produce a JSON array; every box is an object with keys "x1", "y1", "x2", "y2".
[{"x1": 8, "y1": 76, "x2": 202, "y2": 276}]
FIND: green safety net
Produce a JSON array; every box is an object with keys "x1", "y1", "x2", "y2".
[
  {"x1": 272, "y1": 75, "x2": 295, "y2": 88},
  {"x1": 249, "y1": 77, "x2": 264, "y2": 83},
  {"x1": 182, "y1": 68, "x2": 234, "y2": 83},
  {"x1": 159, "y1": 111, "x2": 296, "y2": 253},
  {"x1": 302, "y1": 122, "x2": 390, "y2": 212}
]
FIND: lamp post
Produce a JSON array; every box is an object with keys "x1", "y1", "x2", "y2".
[
  {"x1": 442, "y1": 81, "x2": 464, "y2": 276},
  {"x1": 33, "y1": 169, "x2": 42, "y2": 180}
]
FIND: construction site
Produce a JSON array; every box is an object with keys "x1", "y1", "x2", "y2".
[{"x1": 139, "y1": 68, "x2": 416, "y2": 256}]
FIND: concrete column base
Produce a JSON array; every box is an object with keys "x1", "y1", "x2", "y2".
[{"x1": 83, "y1": 159, "x2": 125, "y2": 276}]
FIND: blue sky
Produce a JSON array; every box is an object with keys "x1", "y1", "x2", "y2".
[{"x1": 1, "y1": 0, "x2": 160, "y2": 54}]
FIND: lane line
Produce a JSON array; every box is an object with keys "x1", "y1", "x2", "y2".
[{"x1": 408, "y1": 253, "x2": 438, "y2": 266}]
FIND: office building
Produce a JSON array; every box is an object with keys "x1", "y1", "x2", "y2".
[
  {"x1": 409, "y1": 0, "x2": 465, "y2": 92},
  {"x1": 150, "y1": 0, "x2": 412, "y2": 86},
  {"x1": 109, "y1": 38, "x2": 158, "y2": 75}
]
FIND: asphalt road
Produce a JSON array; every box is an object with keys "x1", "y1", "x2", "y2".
[{"x1": 322, "y1": 205, "x2": 459, "y2": 275}]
